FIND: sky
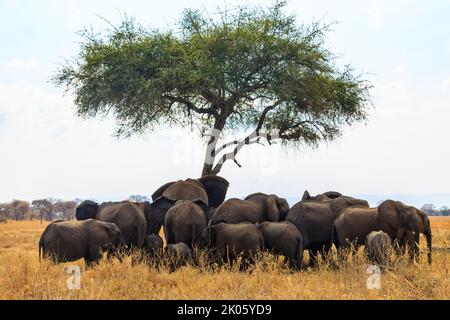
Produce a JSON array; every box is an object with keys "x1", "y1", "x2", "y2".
[{"x1": 0, "y1": 0, "x2": 449, "y2": 207}]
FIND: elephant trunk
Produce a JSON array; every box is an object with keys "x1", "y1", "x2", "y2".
[
  {"x1": 425, "y1": 229, "x2": 432, "y2": 265},
  {"x1": 408, "y1": 230, "x2": 420, "y2": 261}
]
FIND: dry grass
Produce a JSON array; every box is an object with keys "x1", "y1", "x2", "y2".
[{"x1": 0, "y1": 218, "x2": 449, "y2": 300}]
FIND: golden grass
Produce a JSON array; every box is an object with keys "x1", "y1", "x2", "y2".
[{"x1": 0, "y1": 218, "x2": 449, "y2": 300}]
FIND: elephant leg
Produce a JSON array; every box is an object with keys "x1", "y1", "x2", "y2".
[
  {"x1": 320, "y1": 243, "x2": 332, "y2": 263},
  {"x1": 163, "y1": 226, "x2": 171, "y2": 245},
  {"x1": 336, "y1": 242, "x2": 350, "y2": 267},
  {"x1": 308, "y1": 248, "x2": 318, "y2": 268},
  {"x1": 87, "y1": 245, "x2": 102, "y2": 268},
  {"x1": 84, "y1": 255, "x2": 100, "y2": 269},
  {"x1": 287, "y1": 257, "x2": 297, "y2": 270},
  {"x1": 215, "y1": 251, "x2": 224, "y2": 268}
]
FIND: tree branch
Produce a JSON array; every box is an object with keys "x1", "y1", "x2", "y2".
[
  {"x1": 256, "y1": 100, "x2": 282, "y2": 131},
  {"x1": 210, "y1": 128, "x2": 280, "y2": 174},
  {"x1": 165, "y1": 95, "x2": 220, "y2": 118}
]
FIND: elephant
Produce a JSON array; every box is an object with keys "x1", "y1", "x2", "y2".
[
  {"x1": 209, "y1": 194, "x2": 290, "y2": 225},
  {"x1": 148, "y1": 175, "x2": 229, "y2": 235},
  {"x1": 165, "y1": 242, "x2": 191, "y2": 271},
  {"x1": 301, "y1": 190, "x2": 343, "y2": 202},
  {"x1": 244, "y1": 192, "x2": 269, "y2": 200},
  {"x1": 39, "y1": 219, "x2": 124, "y2": 267},
  {"x1": 144, "y1": 234, "x2": 164, "y2": 263},
  {"x1": 202, "y1": 222, "x2": 264, "y2": 269},
  {"x1": 365, "y1": 231, "x2": 392, "y2": 267},
  {"x1": 286, "y1": 195, "x2": 369, "y2": 266},
  {"x1": 164, "y1": 200, "x2": 206, "y2": 248},
  {"x1": 332, "y1": 200, "x2": 420, "y2": 261},
  {"x1": 257, "y1": 221, "x2": 304, "y2": 270},
  {"x1": 396, "y1": 207, "x2": 432, "y2": 264},
  {"x1": 76, "y1": 200, "x2": 148, "y2": 249}
]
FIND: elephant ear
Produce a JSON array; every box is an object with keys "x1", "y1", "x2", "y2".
[
  {"x1": 266, "y1": 195, "x2": 280, "y2": 222},
  {"x1": 276, "y1": 197, "x2": 290, "y2": 220},
  {"x1": 137, "y1": 201, "x2": 152, "y2": 222},
  {"x1": 197, "y1": 175, "x2": 229, "y2": 208},
  {"x1": 103, "y1": 223, "x2": 121, "y2": 242},
  {"x1": 161, "y1": 181, "x2": 209, "y2": 207},
  {"x1": 414, "y1": 208, "x2": 429, "y2": 233},
  {"x1": 301, "y1": 191, "x2": 311, "y2": 201},
  {"x1": 151, "y1": 181, "x2": 176, "y2": 202},
  {"x1": 76, "y1": 200, "x2": 99, "y2": 220},
  {"x1": 378, "y1": 200, "x2": 403, "y2": 230}
]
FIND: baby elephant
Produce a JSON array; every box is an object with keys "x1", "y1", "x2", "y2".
[
  {"x1": 258, "y1": 221, "x2": 304, "y2": 270},
  {"x1": 365, "y1": 231, "x2": 392, "y2": 267},
  {"x1": 165, "y1": 242, "x2": 190, "y2": 272},
  {"x1": 39, "y1": 219, "x2": 124, "y2": 267},
  {"x1": 204, "y1": 222, "x2": 264, "y2": 270},
  {"x1": 144, "y1": 234, "x2": 164, "y2": 263}
]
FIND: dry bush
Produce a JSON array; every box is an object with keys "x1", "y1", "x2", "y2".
[{"x1": 0, "y1": 219, "x2": 449, "y2": 300}]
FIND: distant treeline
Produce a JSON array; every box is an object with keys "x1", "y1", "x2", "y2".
[
  {"x1": 0, "y1": 197, "x2": 447, "y2": 222},
  {"x1": 421, "y1": 204, "x2": 450, "y2": 216},
  {"x1": 0, "y1": 195, "x2": 150, "y2": 222}
]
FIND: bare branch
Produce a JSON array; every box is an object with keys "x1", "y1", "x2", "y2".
[{"x1": 210, "y1": 128, "x2": 280, "y2": 174}]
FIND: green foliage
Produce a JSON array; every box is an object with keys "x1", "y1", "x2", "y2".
[{"x1": 53, "y1": 1, "x2": 370, "y2": 150}]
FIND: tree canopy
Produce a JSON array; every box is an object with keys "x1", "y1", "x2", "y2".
[{"x1": 53, "y1": 1, "x2": 371, "y2": 176}]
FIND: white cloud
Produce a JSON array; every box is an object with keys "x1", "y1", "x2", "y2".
[
  {"x1": 394, "y1": 64, "x2": 408, "y2": 73},
  {"x1": 366, "y1": 3, "x2": 384, "y2": 30},
  {"x1": 442, "y1": 76, "x2": 450, "y2": 90},
  {"x1": 0, "y1": 58, "x2": 40, "y2": 72}
]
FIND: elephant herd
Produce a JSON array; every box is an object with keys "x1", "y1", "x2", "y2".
[{"x1": 39, "y1": 175, "x2": 433, "y2": 271}]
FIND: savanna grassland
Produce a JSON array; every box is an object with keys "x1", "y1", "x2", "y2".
[{"x1": 0, "y1": 218, "x2": 449, "y2": 300}]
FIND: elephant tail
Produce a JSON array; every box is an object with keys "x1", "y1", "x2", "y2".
[
  {"x1": 191, "y1": 224, "x2": 196, "y2": 248},
  {"x1": 296, "y1": 235, "x2": 303, "y2": 267},
  {"x1": 39, "y1": 238, "x2": 43, "y2": 263},
  {"x1": 259, "y1": 232, "x2": 265, "y2": 250}
]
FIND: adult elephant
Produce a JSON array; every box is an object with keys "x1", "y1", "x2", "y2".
[
  {"x1": 76, "y1": 200, "x2": 149, "y2": 249},
  {"x1": 332, "y1": 200, "x2": 420, "y2": 259},
  {"x1": 148, "y1": 175, "x2": 229, "y2": 235},
  {"x1": 286, "y1": 195, "x2": 369, "y2": 266},
  {"x1": 209, "y1": 194, "x2": 290, "y2": 225},
  {"x1": 202, "y1": 222, "x2": 264, "y2": 269},
  {"x1": 39, "y1": 219, "x2": 124, "y2": 267},
  {"x1": 397, "y1": 207, "x2": 432, "y2": 264},
  {"x1": 164, "y1": 200, "x2": 206, "y2": 248},
  {"x1": 258, "y1": 221, "x2": 304, "y2": 270},
  {"x1": 301, "y1": 190, "x2": 343, "y2": 202}
]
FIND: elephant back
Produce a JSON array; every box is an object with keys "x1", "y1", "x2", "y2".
[{"x1": 162, "y1": 181, "x2": 209, "y2": 206}]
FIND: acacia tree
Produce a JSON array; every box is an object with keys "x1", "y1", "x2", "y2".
[
  {"x1": 32, "y1": 199, "x2": 53, "y2": 223},
  {"x1": 54, "y1": 2, "x2": 370, "y2": 177}
]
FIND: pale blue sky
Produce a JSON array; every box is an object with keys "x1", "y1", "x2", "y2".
[{"x1": 0, "y1": 0, "x2": 449, "y2": 207}]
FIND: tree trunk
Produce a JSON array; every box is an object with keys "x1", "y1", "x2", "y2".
[
  {"x1": 201, "y1": 163, "x2": 214, "y2": 177},
  {"x1": 201, "y1": 115, "x2": 227, "y2": 177}
]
